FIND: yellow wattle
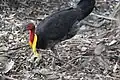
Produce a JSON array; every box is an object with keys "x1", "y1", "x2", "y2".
[
  {"x1": 32, "y1": 34, "x2": 37, "y2": 52},
  {"x1": 29, "y1": 34, "x2": 40, "y2": 57}
]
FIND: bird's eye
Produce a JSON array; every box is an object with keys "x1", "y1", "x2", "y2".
[{"x1": 27, "y1": 26, "x2": 30, "y2": 30}]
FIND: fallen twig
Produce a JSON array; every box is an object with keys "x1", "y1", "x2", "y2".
[
  {"x1": 82, "y1": 20, "x2": 106, "y2": 28},
  {"x1": 91, "y1": 13, "x2": 117, "y2": 21}
]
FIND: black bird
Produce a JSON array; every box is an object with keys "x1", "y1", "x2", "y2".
[{"x1": 24, "y1": 0, "x2": 95, "y2": 62}]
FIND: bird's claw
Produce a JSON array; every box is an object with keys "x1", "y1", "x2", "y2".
[{"x1": 28, "y1": 54, "x2": 42, "y2": 64}]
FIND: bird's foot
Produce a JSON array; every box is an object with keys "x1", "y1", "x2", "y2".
[{"x1": 28, "y1": 53, "x2": 42, "y2": 64}]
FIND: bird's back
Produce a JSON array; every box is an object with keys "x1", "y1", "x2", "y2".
[
  {"x1": 36, "y1": 0, "x2": 95, "y2": 49},
  {"x1": 36, "y1": 8, "x2": 81, "y2": 39}
]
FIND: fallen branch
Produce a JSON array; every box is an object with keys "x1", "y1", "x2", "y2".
[
  {"x1": 81, "y1": 20, "x2": 106, "y2": 28},
  {"x1": 90, "y1": 13, "x2": 117, "y2": 21}
]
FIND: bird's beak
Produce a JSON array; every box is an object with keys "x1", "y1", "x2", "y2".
[{"x1": 23, "y1": 26, "x2": 27, "y2": 32}]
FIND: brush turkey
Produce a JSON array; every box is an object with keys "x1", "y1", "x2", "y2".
[{"x1": 24, "y1": 0, "x2": 95, "y2": 62}]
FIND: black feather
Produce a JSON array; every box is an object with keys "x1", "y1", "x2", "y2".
[{"x1": 36, "y1": 0, "x2": 95, "y2": 49}]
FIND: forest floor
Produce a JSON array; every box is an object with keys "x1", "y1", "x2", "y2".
[{"x1": 0, "y1": 0, "x2": 120, "y2": 80}]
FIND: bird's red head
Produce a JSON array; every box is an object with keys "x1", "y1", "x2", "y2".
[
  {"x1": 26, "y1": 23, "x2": 35, "y2": 30},
  {"x1": 24, "y1": 23, "x2": 36, "y2": 47}
]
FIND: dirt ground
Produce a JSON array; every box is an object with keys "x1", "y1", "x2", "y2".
[{"x1": 0, "y1": 0, "x2": 120, "y2": 80}]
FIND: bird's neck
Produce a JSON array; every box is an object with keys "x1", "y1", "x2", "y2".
[{"x1": 29, "y1": 29, "x2": 35, "y2": 47}]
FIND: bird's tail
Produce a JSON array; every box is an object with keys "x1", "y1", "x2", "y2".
[
  {"x1": 76, "y1": 0, "x2": 95, "y2": 21},
  {"x1": 77, "y1": 0, "x2": 95, "y2": 9}
]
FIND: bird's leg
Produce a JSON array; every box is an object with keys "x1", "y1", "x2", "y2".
[
  {"x1": 50, "y1": 45, "x2": 59, "y2": 70},
  {"x1": 62, "y1": 21, "x2": 80, "y2": 40}
]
